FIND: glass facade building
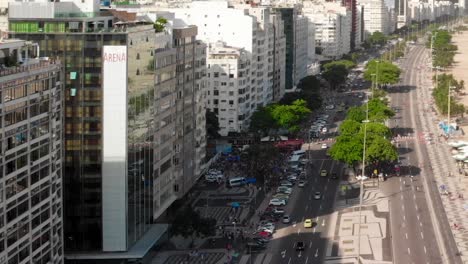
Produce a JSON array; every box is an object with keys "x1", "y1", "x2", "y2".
[
  {"x1": 9, "y1": 6, "x2": 177, "y2": 261},
  {"x1": 0, "y1": 40, "x2": 64, "y2": 264}
]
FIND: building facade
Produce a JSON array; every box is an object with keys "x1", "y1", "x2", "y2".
[
  {"x1": 9, "y1": 2, "x2": 177, "y2": 261},
  {"x1": 206, "y1": 42, "x2": 251, "y2": 136},
  {"x1": 0, "y1": 39, "x2": 64, "y2": 264},
  {"x1": 358, "y1": 0, "x2": 390, "y2": 36}
]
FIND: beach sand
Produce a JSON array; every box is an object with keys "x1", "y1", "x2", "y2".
[{"x1": 449, "y1": 27, "x2": 468, "y2": 108}]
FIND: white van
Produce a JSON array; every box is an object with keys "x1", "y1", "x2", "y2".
[
  {"x1": 228, "y1": 177, "x2": 246, "y2": 187},
  {"x1": 205, "y1": 174, "x2": 224, "y2": 182}
]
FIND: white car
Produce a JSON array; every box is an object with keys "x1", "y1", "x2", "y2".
[
  {"x1": 269, "y1": 198, "x2": 286, "y2": 206},
  {"x1": 314, "y1": 192, "x2": 322, "y2": 200},
  {"x1": 322, "y1": 127, "x2": 328, "y2": 133},
  {"x1": 321, "y1": 143, "x2": 328, "y2": 149},
  {"x1": 276, "y1": 186, "x2": 292, "y2": 194},
  {"x1": 298, "y1": 180, "x2": 307, "y2": 187},
  {"x1": 282, "y1": 215, "x2": 291, "y2": 224}
]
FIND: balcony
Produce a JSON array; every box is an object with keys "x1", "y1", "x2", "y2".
[{"x1": 0, "y1": 59, "x2": 60, "y2": 77}]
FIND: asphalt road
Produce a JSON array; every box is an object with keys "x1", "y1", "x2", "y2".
[
  {"x1": 260, "y1": 88, "x2": 360, "y2": 264},
  {"x1": 382, "y1": 42, "x2": 462, "y2": 264}
]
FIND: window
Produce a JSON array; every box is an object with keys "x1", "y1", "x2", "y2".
[
  {"x1": 213, "y1": 90, "x2": 219, "y2": 96},
  {"x1": 229, "y1": 100, "x2": 234, "y2": 105},
  {"x1": 229, "y1": 74, "x2": 234, "y2": 78},
  {"x1": 213, "y1": 99, "x2": 218, "y2": 105},
  {"x1": 229, "y1": 91, "x2": 234, "y2": 96},
  {"x1": 221, "y1": 82, "x2": 227, "y2": 86},
  {"x1": 214, "y1": 72, "x2": 219, "y2": 78}
]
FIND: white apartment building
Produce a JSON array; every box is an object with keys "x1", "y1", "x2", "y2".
[
  {"x1": 157, "y1": 1, "x2": 283, "y2": 133},
  {"x1": 358, "y1": 0, "x2": 390, "y2": 37},
  {"x1": 295, "y1": 14, "x2": 308, "y2": 82},
  {"x1": 303, "y1": 1, "x2": 351, "y2": 60},
  {"x1": 207, "y1": 42, "x2": 252, "y2": 136},
  {"x1": 0, "y1": 0, "x2": 7, "y2": 32}
]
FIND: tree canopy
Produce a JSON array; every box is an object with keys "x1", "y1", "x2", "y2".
[
  {"x1": 170, "y1": 206, "x2": 216, "y2": 244},
  {"x1": 363, "y1": 60, "x2": 401, "y2": 85},
  {"x1": 249, "y1": 99, "x2": 311, "y2": 135},
  {"x1": 322, "y1": 60, "x2": 355, "y2": 89},
  {"x1": 368, "y1": 31, "x2": 387, "y2": 46},
  {"x1": 432, "y1": 73, "x2": 466, "y2": 116},
  {"x1": 427, "y1": 30, "x2": 457, "y2": 68}
]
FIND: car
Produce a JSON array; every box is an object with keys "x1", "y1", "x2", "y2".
[
  {"x1": 257, "y1": 227, "x2": 274, "y2": 234},
  {"x1": 322, "y1": 127, "x2": 328, "y2": 133},
  {"x1": 287, "y1": 175, "x2": 298, "y2": 181},
  {"x1": 272, "y1": 194, "x2": 289, "y2": 202},
  {"x1": 254, "y1": 231, "x2": 272, "y2": 238},
  {"x1": 276, "y1": 186, "x2": 292, "y2": 194},
  {"x1": 260, "y1": 222, "x2": 276, "y2": 230},
  {"x1": 298, "y1": 180, "x2": 307, "y2": 187},
  {"x1": 282, "y1": 215, "x2": 291, "y2": 224},
  {"x1": 269, "y1": 198, "x2": 286, "y2": 206},
  {"x1": 321, "y1": 143, "x2": 328, "y2": 149},
  {"x1": 320, "y1": 170, "x2": 328, "y2": 177},
  {"x1": 295, "y1": 241, "x2": 305, "y2": 251},
  {"x1": 331, "y1": 172, "x2": 338, "y2": 179},
  {"x1": 272, "y1": 208, "x2": 285, "y2": 215},
  {"x1": 304, "y1": 219, "x2": 313, "y2": 228},
  {"x1": 314, "y1": 192, "x2": 322, "y2": 200},
  {"x1": 280, "y1": 180, "x2": 294, "y2": 187}
]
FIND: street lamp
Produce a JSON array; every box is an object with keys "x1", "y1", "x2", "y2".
[
  {"x1": 371, "y1": 73, "x2": 376, "y2": 98},
  {"x1": 375, "y1": 60, "x2": 380, "y2": 90},
  {"x1": 357, "y1": 94, "x2": 370, "y2": 261}
]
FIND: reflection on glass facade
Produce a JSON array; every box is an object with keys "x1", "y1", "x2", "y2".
[
  {"x1": 126, "y1": 28, "x2": 156, "y2": 247},
  {"x1": 10, "y1": 17, "x2": 176, "y2": 254},
  {"x1": 0, "y1": 43, "x2": 64, "y2": 264}
]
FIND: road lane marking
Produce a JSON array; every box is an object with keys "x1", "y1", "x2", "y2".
[
  {"x1": 402, "y1": 204, "x2": 405, "y2": 211},
  {"x1": 415, "y1": 204, "x2": 418, "y2": 210},
  {"x1": 305, "y1": 256, "x2": 309, "y2": 264},
  {"x1": 401, "y1": 194, "x2": 404, "y2": 200},
  {"x1": 297, "y1": 229, "x2": 301, "y2": 235},
  {"x1": 298, "y1": 251, "x2": 302, "y2": 258},
  {"x1": 314, "y1": 248, "x2": 319, "y2": 257},
  {"x1": 420, "y1": 222, "x2": 423, "y2": 227},
  {"x1": 400, "y1": 185, "x2": 403, "y2": 191},
  {"x1": 313, "y1": 227, "x2": 317, "y2": 233},
  {"x1": 305, "y1": 205, "x2": 308, "y2": 211},
  {"x1": 316, "y1": 216, "x2": 319, "y2": 222},
  {"x1": 405, "y1": 233, "x2": 408, "y2": 239},
  {"x1": 400, "y1": 178, "x2": 402, "y2": 182},
  {"x1": 281, "y1": 250, "x2": 286, "y2": 258},
  {"x1": 315, "y1": 178, "x2": 318, "y2": 183},
  {"x1": 417, "y1": 215, "x2": 420, "y2": 221},
  {"x1": 403, "y1": 215, "x2": 406, "y2": 221},
  {"x1": 421, "y1": 232, "x2": 424, "y2": 239},
  {"x1": 322, "y1": 219, "x2": 325, "y2": 226},
  {"x1": 288, "y1": 257, "x2": 291, "y2": 264},
  {"x1": 309, "y1": 241, "x2": 313, "y2": 248},
  {"x1": 319, "y1": 204, "x2": 323, "y2": 210},
  {"x1": 324, "y1": 185, "x2": 328, "y2": 192},
  {"x1": 413, "y1": 194, "x2": 416, "y2": 200},
  {"x1": 424, "y1": 246, "x2": 427, "y2": 254},
  {"x1": 408, "y1": 248, "x2": 411, "y2": 255}
]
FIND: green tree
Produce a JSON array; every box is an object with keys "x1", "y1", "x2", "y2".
[
  {"x1": 346, "y1": 106, "x2": 366, "y2": 123},
  {"x1": 249, "y1": 106, "x2": 277, "y2": 136},
  {"x1": 170, "y1": 206, "x2": 217, "y2": 246},
  {"x1": 154, "y1": 17, "x2": 168, "y2": 32},
  {"x1": 362, "y1": 122, "x2": 392, "y2": 139},
  {"x1": 368, "y1": 31, "x2": 387, "y2": 46},
  {"x1": 322, "y1": 63, "x2": 348, "y2": 90},
  {"x1": 366, "y1": 98, "x2": 395, "y2": 122},
  {"x1": 364, "y1": 60, "x2": 401, "y2": 85},
  {"x1": 270, "y1": 99, "x2": 311, "y2": 132},
  {"x1": 365, "y1": 136, "x2": 398, "y2": 164},
  {"x1": 329, "y1": 134, "x2": 364, "y2": 167},
  {"x1": 206, "y1": 110, "x2": 220, "y2": 139},
  {"x1": 339, "y1": 119, "x2": 362, "y2": 136}
]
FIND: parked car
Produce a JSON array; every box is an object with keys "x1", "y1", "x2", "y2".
[
  {"x1": 269, "y1": 198, "x2": 286, "y2": 206},
  {"x1": 280, "y1": 180, "x2": 294, "y2": 187},
  {"x1": 272, "y1": 208, "x2": 285, "y2": 215},
  {"x1": 246, "y1": 242, "x2": 267, "y2": 251},
  {"x1": 276, "y1": 186, "x2": 292, "y2": 194},
  {"x1": 282, "y1": 215, "x2": 291, "y2": 224},
  {"x1": 321, "y1": 143, "x2": 328, "y2": 149},
  {"x1": 298, "y1": 180, "x2": 307, "y2": 187}
]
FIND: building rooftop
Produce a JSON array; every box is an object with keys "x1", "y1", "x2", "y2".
[{"x1": 0, "y1": 58, "x2": 60, "y2": 78}]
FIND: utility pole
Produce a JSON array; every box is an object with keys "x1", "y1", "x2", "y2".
[{"x1": 375, "y1": 60, "x2": 380, "y2": 90}]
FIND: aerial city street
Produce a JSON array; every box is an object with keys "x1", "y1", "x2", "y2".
[{"x1": 2, "y1": 0, "x2": 468, "y2": 264}]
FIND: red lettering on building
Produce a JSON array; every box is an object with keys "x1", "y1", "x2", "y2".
[{"x1": 103, "y1": 52, "x2": 126, "y2": 63}]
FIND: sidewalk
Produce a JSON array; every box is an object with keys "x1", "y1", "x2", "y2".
[{"x1": 417, "y1": 49, "x2": 468, "y2": 262}]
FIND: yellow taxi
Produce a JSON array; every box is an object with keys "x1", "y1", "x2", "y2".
[{"x1": 304, "y1": 219, "x2": 313, "y2": 228}]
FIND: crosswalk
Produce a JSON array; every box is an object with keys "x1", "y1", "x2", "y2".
[
  {"x1": 162, "y1": 252, "x2": 224, "y2": 264},
  {"x1": 196, "y1": 206, "x2": 243, "y2": 224}
]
